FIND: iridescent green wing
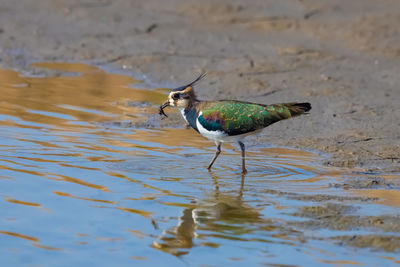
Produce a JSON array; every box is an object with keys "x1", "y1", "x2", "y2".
[
  {"x1": 198, "y1": 101, "x2": 310, "y2": 136},
  {"x1": 198, "y1": 101, "x2": 269, "y2": 135}
]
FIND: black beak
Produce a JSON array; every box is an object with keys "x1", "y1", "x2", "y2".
[{"x1": 158, "y1": 101, "x2": 169, "y2": 118}]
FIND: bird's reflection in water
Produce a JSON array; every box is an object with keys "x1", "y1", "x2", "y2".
[{"x1": 152, "y1": 173, "x2": 263, "y2": 256}]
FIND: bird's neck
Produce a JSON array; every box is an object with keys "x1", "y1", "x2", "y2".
[
  {"x1": 187, "y1": 97, "x2": 200, "y2": 108},
  {"x1": 180, "y1": 104, "x2": 200, "y2": 132}
]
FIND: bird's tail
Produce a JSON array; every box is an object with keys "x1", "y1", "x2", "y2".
[
  {"x1": 262, "y1": 102, "x2": 311, "y2": 126},
  {"x1": 285, "y1": 102, "x2": 312, "y2": 116}
]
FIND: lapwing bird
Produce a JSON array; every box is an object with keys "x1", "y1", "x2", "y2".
[{"x1": 159, "y1": 74, "x2": 311, "y2": 173}]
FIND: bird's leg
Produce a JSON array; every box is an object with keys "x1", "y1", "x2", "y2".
[
  {"x1": 238, "y1": 141, "x2": 247, "y2": 174},
  {"x1": 208, "y1": 142, "x2": 221, "y2": 170}
]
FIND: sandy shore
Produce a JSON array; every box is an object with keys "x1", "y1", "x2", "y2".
[{"x1": 0, "y1": 0, "x2": 399, "y2": 173}]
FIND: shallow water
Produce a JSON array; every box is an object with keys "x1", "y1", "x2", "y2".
[{"x1": 1, "y1": 63, "x2": 399, "y2": 266}]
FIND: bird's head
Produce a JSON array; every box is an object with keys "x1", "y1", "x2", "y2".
[{"x1": 159, "y1": 73, "x2": 205, "y2": 117}]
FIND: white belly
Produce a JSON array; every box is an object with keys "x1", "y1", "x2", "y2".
[{"x1": 197, "y1": 122, "x2": 228, "y2": 142}]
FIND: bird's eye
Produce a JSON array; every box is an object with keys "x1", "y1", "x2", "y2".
[{"x1": 172, "y1": 93, "x2": 180, "y2": 100}]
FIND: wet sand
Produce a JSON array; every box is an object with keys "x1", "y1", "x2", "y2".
[{"x1": 0, "y1": 0, "x2": 400, "y2": 256}]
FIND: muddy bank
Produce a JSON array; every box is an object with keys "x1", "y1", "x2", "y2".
[
  {"x1": 292, "y1": 203, "x2": 400, "y2": 252},
  {"x1": 0, "y1": 0, "x2": 399, "y2": 173}
]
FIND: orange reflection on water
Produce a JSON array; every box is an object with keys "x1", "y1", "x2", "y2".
[
  {"x1": 48, "y1": 174, "x2": 109, "y2": 192},
  {"x1": 118, "y1": 207, "x2": 153, "y2": 218},
  {"x1": 0, "y1": 230, "x2": 39, "y2": 242},
  {"x1": 53, "y1": 191, "x2": 117, "y2": 204},
  {"x1": 0, "y1": 62, "x2": 166, "y2": 129},
  {"x1": 0, "y1": 230, "x2": 61, "y2": 251},
  {"x1": 5, "y1": 197, "x2": 41, "y2": 207},
  {"x1": 32, "y1": 243, "x2": 63, "y2": 251},
  {"x1": 351, "y1": 189, "x2": 400, "y2": 207},
  {"x1": 317, "y1": 259, "x2": 362, "y2": 266}
]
